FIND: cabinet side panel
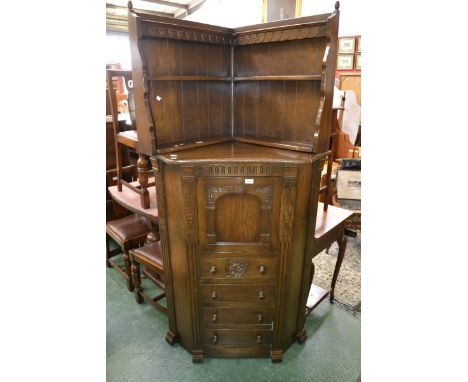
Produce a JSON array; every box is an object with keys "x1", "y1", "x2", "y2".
[
  {"x1": 282, "y1": 164, "x2": 313, "y2": 346},
  {"x1": 164, "y1": 165, "x2": 194, "y2": 349}
]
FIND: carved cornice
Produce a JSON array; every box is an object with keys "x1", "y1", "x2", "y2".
[
  {"x1": 138, "y1": 19, "x2": 329, "y2": 46},
  {"x1": 234, "y1": 24, "x2": 328, "y2": 46},
  {"x1": 141, "y1": 23, "x2": 233, "y2": 45}
]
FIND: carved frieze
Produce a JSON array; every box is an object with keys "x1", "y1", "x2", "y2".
[
  {"x1": 142, "y1": 24, "x2": 233, "y2": 45},
  {"x1": 203, "y1": 164, "x2": 273, "y2": 177},
  {"x1": 234, "y1": 24, "x2": 328, "y2": 46}
]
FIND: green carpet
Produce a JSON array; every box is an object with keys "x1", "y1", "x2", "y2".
[{"x1": 107, "y1": 261, "x2": 361, "y2": 382}]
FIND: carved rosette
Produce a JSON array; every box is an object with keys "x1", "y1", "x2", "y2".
[{"x1": 225, "y1": 259, "x2": 249, "y2": 278}]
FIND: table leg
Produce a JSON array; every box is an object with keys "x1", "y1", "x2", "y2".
[
  {"x1": 330, "y1": 231, "x2": 347, "y2": 302},
  {"x1": 137, "y1": 153, "x2": 150, "y2": 209},
  {"x1": 145, "y1": 221, "x2": 160, "y2": 244}
]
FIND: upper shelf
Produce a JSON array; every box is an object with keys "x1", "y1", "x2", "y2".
[{"x1": 148, "y1": 75, "x2": 322, "y2": 82}]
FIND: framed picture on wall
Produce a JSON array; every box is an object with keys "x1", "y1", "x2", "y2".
[
  {"x1": 355, "y1": 54, "x2": 361, "y2": 70},
  {"x1": 338, "y1": 37, "x2": 355, "y2": 54},
  {"x1": 337, "y1": 54, "x2": 354, "y2": 70},
  {"x1": 357, "y1": 36, "x2": 361, "y2": 52}
]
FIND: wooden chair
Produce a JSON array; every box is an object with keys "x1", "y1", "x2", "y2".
[
  {"x1": 106, "y1": 214, "x2": 150, "y2": 291},
  {"x1": 306, "y1": 95, "x2": 354, "y2": 315},
  {"x1": 106, "y1": 69, "x2": 155, "y2": 209},
  {"x1": 129, "y1": 242, "x2": 167, "y2": 314}
]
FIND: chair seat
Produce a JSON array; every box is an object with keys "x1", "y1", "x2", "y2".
[
  {"x1": 131, "y1": 242, "x2": 164, "y2": 271},
  {"x1": 315, "y1": 202, "x2": 354, "y2": 239},
  {"x1": 106, "y1": 214, "x2": 149, "y2": 243},
  {"x1": 117, "y1": 129, "x2": 138, "y2": 149}
]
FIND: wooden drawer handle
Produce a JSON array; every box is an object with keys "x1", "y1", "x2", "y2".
[
  {"x1": 257, "y1": 335, "x2": 262, "y2": 345},
  {"x1": 211, "y1": 291, "x2": 217, "y2": 299},
  {"x1": 257, "y1": 313, "x2": 263, "y2": 323},
  {"x1": 213, "y1": 334, "x2": 218, "y2": 345},
  {"x1": 258, "y1": 291, "x2": 265, "y2": 300},
  {"x1": 259, "y1": 265, "x2": 266, "y2": 274},
  {"x1": 210, "y1": 265, "x2": 217, "y2": 274},
  {"x1": 212, "y1": 313, "x2": 217, "y2": 323}
]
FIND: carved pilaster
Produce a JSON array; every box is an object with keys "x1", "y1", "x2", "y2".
[
  {"x1": 152, "y1": 159, "x2": 177, "y2": 340},
  {"x1": 296, "y1": 158, "x2": 326, "y2": 339},
  {"x1": 273, "y1": 166, "x2": 297, "y2": 346},
  {"x1": 181, "y1": 166, "x2": 201, "y2": 349}
]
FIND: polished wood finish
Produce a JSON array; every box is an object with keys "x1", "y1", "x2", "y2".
[
  {"x1": 128, "y1": 2, "x2": 339, "y2": 155},
  {"x1": 130, "y1": 242, "x2": 167, "y2": 314},
  {"x1": 128, "y1": 1, "x2": 340, "y2": 362},
  {"x1": 106, "y1": 214, "x2": 151, "y2": 291},
  {"x1": 151, "y1": 142, "x2": 328, "y2": 361}
]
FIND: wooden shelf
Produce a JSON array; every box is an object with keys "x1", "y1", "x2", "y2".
[
  {"x1": 233, "y1": 75, "x2": 321, "y2": 81},
  {"x1": 149, "y1": 75, "x2": 230, "y2": 81},
  {"x1": 149, "y1": 75, "x2": 321, "y2": 82}
]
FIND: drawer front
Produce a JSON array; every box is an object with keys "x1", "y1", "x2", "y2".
[
  {"x1": 202, "y1": 329, "x2": 273, "y2": 346},
  {"x1": 199, "y1": 284, "x2": 276, "y2": 304},
  {"x1": 201, "y1": 307, "x2": 275, "y2": 326},
  {"x1": 199, "y1": 257, "x2": 277, "y2": 280}
]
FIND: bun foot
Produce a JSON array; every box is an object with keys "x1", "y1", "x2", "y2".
[
  {"x1": 271, "y1": 348, "x2": 283, "y2": 363},
  {"x1": 296, "y1": 328, "x2": 307, "y2": 343},
  {"x1": 165, "y1": 330, "x2": 177, "y2": 345},
  {"x1": 192, "y1": 348, "x2": 204, "y2": 363}
]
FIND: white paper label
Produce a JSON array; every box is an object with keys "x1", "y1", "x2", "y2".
[{"x1": 245, "y1": 179, "x2": 254, "y2": 184}]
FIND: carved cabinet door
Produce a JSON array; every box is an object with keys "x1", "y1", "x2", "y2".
[{"x1": 196, "y1": 176, "x2": 283, "y2": 254}]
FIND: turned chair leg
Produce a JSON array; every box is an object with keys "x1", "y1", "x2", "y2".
[
  {"x1": 122, "y1": 250, "x2": 134, "y2": 292},
  {"x1": 137, "y1": 153, "x2": 150, "y2": 209},
  {"x1": 330, "y1": 232, "x2": 347, "y2": 302},
  {"x1": 131, "y1": 262, "x2": 144, "y2": 304}
]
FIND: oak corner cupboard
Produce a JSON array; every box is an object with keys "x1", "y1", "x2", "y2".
[{"x1": 128, "y1": 0, "x2": 340, "y2": 362}]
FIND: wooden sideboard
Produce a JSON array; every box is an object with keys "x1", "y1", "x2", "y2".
[{"x1": 128, "y1": 1, "x2": 339, "y2": 362}]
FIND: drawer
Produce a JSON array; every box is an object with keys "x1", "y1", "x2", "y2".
[
  {"x1": 199, "y1": 257, "x2": 277, "y2": 280},
  {"x1": 202, "y1": 329, "x2": 273, "y2": 346},
  {"x1": 201, "y1": 307, "x2": 275, "y2": 326},
  {"x1": 199, "y1": 284, "x2": 276, "y2": 304}
]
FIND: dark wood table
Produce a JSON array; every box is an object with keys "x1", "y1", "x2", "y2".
[{"x1": 108, "y1": 180, "x2": 159, "y2": 243}]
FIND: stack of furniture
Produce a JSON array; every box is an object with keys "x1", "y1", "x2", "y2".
[{"x1": 127, "y1": 1, "x2": 342, "y2": 362}]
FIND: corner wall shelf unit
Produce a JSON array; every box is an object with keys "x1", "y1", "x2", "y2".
[{"x1": 128, "y1": 0, "x2": 340, "y2": 362}]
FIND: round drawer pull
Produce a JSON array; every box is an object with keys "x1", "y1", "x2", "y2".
[
  {"x1": 258, "y1": 290, "x2": 265, "y2": 300},
  {"x1": 210, "y1": 265, "x2": 217, "y2": 274},
  {"x1": 212, "y1": 313, "x2": 217, "y2": 323},
  {"x1": 257, "y1": 335, "x2": 262, "y2": 344},
  {"x1": 257, "y1": 313, "x2": 263, "y2": 323},
  {"x1": 213, "y1": 334, "x2": 218, "y2": 344},
  {"x1": 211, "y1": 291, "x2": 217, "y2": 299},
  {"x1": 259, "y1": 265, "x2": 266, "y2": 274}
]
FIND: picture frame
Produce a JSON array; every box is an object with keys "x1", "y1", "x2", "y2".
[
  {"x1": 338, "y1": 37, "x2": 355, "y2": 54},
  {"x1": 357, "y1": 36, "x2": 361, "y2": 52},
  {"x1": 355, "y1": 54, "x2": 361, "y2": 70},
  {"x1": 336, "y1": 169, "x2": 361, "y2": 200},
  {"x1": 337, "y1": 54, "x2": 354, "y2": 70}
]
